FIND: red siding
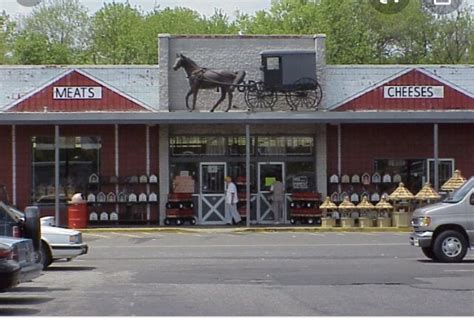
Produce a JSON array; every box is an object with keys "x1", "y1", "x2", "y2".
[
  {"x1": 8, "y1": 71, "x2": 148, "y2": 112},
  {"x1": 336, "y1": 69, "x2": 474, "y2": 111},
  {"x1": 0, "y1": 126, "x2": 12, "y2": 203},
  {"x1": 327, "y1": 123, "x2": 474, "y2": 178}
]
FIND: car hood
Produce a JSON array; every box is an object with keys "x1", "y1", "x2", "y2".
[
  {"x1": 413, "y1": 202, "x2": 456, "y2": 217},
  {"x1": 41, "y1": 225, "x2": 79, "y2": 237},
  {"x1": 0, "y1": 236, "x2": 28, "y2": 246}
]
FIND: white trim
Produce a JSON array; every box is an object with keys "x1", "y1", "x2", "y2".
[
  {"x1": 3, "y1": 69, "x2": 72, "y2": 111},
  {"x1": 74, "y1": 69, "x2": 155, "y2": 111},
  {"x1": 115, "y1": 124, "x2": 119, "y2": 214},
  {"x1": 417, "y1": 68, "x2": 474, "y2": 99},
  {"x1": 329, "y1": 67, "x2": 474, "y2": 111},
  {"x1": 3, "y1": 68, "x2": 155, "y2": 112},
  {"x1": 256, "y1": 162, "x2": 285, "y2": 224},
  {"x1": 146, "y1": 125, "x2": 150, "y2": 221},
  {"x1": 426, "y1": 158, "x2": 455, "y2": 186},
  {"x1": 328, "y1": 68, "x2": 412, "y2": 110},
  {"x1": 11, "y1": 125, "x2": 16, "y2": 206}
]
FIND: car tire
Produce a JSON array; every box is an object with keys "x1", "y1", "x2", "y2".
[
  {"x1": 190, "y1": 218, "x2": 196, "y2": 225},
  {"x1": 176, "y1": 219, "x2": 183, "y2": 226},
  {"x1": 36, "y1": 240, "x2": 52, "y2": 270},
  {"x1": 290, "y1": 219, "x2": 296, "y2": 225},
  {"x1": 24, "y1": 208, "x2": 41, "y2": 251},
  {"x1": 307, "y1": 218, "x2": 314, "y2": 224},
  {"x1": 421, "y1": 246, "x2": 436, "y2": 260},
  {"x1": 433, "y1": 230, "x2": 468, "y2": 262},
  {"x1": 164, "y1": 218, "x2": 171, "y2": 225}
]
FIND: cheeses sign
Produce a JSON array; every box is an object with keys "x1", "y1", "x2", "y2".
[
  {"x1": 383, "y1": 86, "x2": 444, "y2": 99},
  {"x1": 53, "y1": 87, "x2": 102, "y2": 100}
]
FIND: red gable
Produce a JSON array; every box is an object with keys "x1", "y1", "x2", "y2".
[
  {"x1": 335, "y1": 69, "x2": 474, "y2": 111},
  {"x1": 7, "y1": 70, "x2": 150, "y2": 112}
]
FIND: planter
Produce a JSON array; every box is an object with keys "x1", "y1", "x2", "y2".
[
  {"x1": 321, "y1": 217, "x2": 336, "y2": 228},
  {"x1": 377, "y1": 217, "x2": 391, "y2": 228},
  {"x1": 392, "y1": 211, "x2": 411, "y2": 227},
  {"x1": 340, "y1": 217, "x2": 355, "y2": 228}
]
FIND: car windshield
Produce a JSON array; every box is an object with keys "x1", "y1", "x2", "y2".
[
  {"x1": 0, "y1": 202, "x2": 23, "y2": 223},
  {"x1": 442, "y1": 178, "x2": 474, "y2": 203}
]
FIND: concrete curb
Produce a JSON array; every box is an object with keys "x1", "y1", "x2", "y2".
[{"x1": 79, "y1": 227, "x2": 412, "y2": 233}]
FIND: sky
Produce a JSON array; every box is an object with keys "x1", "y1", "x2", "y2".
[{"x1": 2, "y1": 0, "x2": 272, "y2": 19}]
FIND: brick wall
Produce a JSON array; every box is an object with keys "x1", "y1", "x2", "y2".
[{"x1": 159, "y1": 35, "x2": 324, "y2": 112}]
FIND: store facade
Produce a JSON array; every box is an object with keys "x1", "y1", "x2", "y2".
[{"x1": 0, "y1": 35, "x2": 473, "y2": 227}]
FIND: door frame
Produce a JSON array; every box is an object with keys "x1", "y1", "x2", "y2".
[
  {"x1": 198, "y1": 162, "x2": 227, "y2": 225},
  {"x1": 257, "y1": 162, "x2": 285, "y2": 223}
]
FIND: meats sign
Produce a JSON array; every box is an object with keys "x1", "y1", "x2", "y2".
[
  {"x1": 383, "y1": 86, "x2": 444, "y2": 99},
  {"x1": 53, "y1": 86, "x2": 103, "y2": 100}
]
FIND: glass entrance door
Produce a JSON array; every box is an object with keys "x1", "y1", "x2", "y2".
[
  {"x1": 199, "y1": 163, "x2": 227, "y2": 224},
  {"x1": 257, "y1": 162, "x2": 285, "y2": 224}
]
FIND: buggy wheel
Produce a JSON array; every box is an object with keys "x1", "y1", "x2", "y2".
[
  {"x1": 307, "y1": 218, "x2": 314, "y2": 225},
  {"x1": 285, "y1": 78, "x2": 322, "y2": 111},
  {"x1": 164, "y1": 218, "x2": 171, "y2": 225},
  {"x1": 190, "y1": 218, "x2": 197, "y2": 225},
  {"x1": 176, "y1": 219, "x2": 183, "y2": 226},
  {"x1": 290, "y1": 218, "x2": 296, "y2": 225},
  {"x1": 244, "y1": 82, "x2": 277, "y2": 111}
]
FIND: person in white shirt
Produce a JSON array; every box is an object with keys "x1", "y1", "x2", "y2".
[{"x1": 225, "y1": 176, "x2": 242, "y2": 225}]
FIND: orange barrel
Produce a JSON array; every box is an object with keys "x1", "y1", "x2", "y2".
[{"x1": 68, "y1": 202, "x2": 88, "y2": 229}]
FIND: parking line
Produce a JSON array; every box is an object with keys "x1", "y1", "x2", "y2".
[
  {"x1": 93, "y1": 242, "x2": 407, "y2": 249},
  {"x1": 110, "y1": 232, "x2": 143, "y2": 238},
  {"x1": 444, "y1": 269, "x2": 474, "y2": 272},
  {"x1": 85, "y1": 233, "x2": 110, "y2": 238}
]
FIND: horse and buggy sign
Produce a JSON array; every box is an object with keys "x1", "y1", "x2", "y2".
[{"x1": 173, "y1": 50, "x2": 323, "y2": 112}]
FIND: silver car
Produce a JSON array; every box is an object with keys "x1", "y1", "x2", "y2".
[{"x1": 410, "y1": 177, "x2": 474, "y2": 262}]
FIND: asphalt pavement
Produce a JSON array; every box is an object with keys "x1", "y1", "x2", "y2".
[{"x1": 1, "y1": 231, "x2": 473, "y2": 316}]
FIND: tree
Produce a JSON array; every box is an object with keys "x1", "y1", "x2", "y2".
[
  {"x1": 11, "y1": 0, "x2": 90, "y2": 64},
  {"x1": 205, "y1": 9, "x2": 239, "y2": 34},
  {"x1": 90, "y1": 2, "x2": 146, "y2": 64},
  {"x1": 430, "y1": 7, "x2": 474, "y2": 64},
  {"x1": 0, "y1": 11, "x2": 15, "y2": 64},
  {"x1": 142, "y1": 7, "x2": 208, "y2": 63}
]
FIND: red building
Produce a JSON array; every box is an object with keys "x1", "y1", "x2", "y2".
[{"x1": 0, "y1": 35, "x2": 473, "y2": 226}]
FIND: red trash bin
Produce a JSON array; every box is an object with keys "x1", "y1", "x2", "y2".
[{"x1": 68, "y1": 193, "x2": 88, "y2": 229}]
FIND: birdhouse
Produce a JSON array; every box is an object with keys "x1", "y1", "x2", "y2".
[{"x1": 441, "y1": 170, "x2": 466, "y2": 192}]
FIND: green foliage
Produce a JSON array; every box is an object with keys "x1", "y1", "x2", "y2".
[
  {"x1": 4, "y1": 0, "x2": 474, "y2": 65},
  {"x1": 0, "y1": 11, "x2": 16, "y2": 64},
  {"x1": 90, "y1": 2, "x2": 146, "y2": 64},
  {"x1": 11, "y1": 0, "x2": 90, "y2": 64}
]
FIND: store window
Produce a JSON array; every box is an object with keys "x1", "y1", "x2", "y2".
[
  {"x1": 257, "y1": 136, "x2": 314, "y2": 156},
  {"x1": 32, "y1": 136, "x2": 101, "y2": 202},
  {"x1": 427, "y1": 159, "x2": 454, "y2": 188},
  {"x1": 170, "y1": 136, "x2": 225, "y2": 156},
  {"x1": 374, "y1": 159, "x2": 425, "y2": 193},
  {"x1": 286, "y1": 162, "x2": 316, "y2": 193},
  {"x1": 169, "y1": 163, "x2": 198, "y2": 193},
  {"x1": 227, "y1": 136, "x2": 255, "y2": 156}
]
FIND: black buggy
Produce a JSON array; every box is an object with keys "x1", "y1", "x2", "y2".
[{"x1": 242, "y1": 50, "x2": 323, "y2": 111}]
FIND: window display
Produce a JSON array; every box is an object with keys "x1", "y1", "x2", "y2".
[{"x1": 32, "y1": 136, "x2": 101, "y2": 202}]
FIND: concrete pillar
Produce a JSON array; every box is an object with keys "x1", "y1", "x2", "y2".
[
  {"x1": 158, "y1": 34, "x2": 171, "y2": 112},
  {"x1": 314, "y1": 34, "x2": 327, "y2": 110},
  {"x1": 316, "y1": 124, "x2": 327, "y2": 196},
  {"x1": 158, "y1": 125, "x2": 170, "y2": 225}
]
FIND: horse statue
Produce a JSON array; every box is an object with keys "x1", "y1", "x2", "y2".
[{"x1": 172, "y1": 54, "x2": 246, "y2": 112}]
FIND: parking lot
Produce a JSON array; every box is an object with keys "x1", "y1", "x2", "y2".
[{"x1": 1, "y1": 231, "x2": 473, "y2": 316}]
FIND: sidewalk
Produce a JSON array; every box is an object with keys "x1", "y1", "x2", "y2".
[{"x1": 79, "y1": 225, "x2": 412, "y2": 233}]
